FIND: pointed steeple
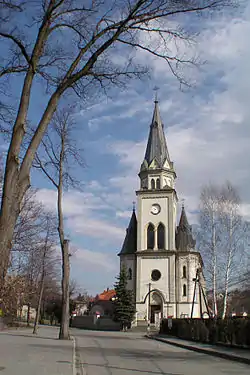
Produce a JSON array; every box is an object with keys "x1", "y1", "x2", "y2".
[
  {"x1": 144, "y1": 99, "x2": 171, "y2": 168},
  {"x1": 176, "y1": 205, "x2": 196, "y2": 251},
  {"x1": 118, "y1": 208, "x2": 137, "y2": 256}
]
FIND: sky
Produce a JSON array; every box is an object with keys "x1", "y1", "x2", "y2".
[{"x1": 2, "y1": 1, "x2": 250, "y2": 296}]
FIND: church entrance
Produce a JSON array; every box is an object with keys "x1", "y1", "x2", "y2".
[
  {"x1": 149, "y1": 292, "x2": 163, "y2": 326},
  {"x1": 150, "y1": 305, "x2": 161, "y2": 324}
]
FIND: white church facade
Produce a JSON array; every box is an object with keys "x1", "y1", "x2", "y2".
[{"x1": 118, "y1": 99, "x2": 207, "y2": 326}]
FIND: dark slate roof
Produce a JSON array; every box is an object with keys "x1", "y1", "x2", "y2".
[
  {"x1": 176, "y1": 205, "x2": 196, "y2": 251},
  {"x1": 144, "y1": 100, "x2": 171, "y2": 167},
  {"x1": 118, "y1": 209, "x2": 137, "y2": 256}
]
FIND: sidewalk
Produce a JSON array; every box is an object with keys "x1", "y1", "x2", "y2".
[
  {"x1": 0, "y1": 326, "x2": 75, "y2": 375},
  {"x1": 146, "y1": 334, "x2": 250, "y2": 365}
]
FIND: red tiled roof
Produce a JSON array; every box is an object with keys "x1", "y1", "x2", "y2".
[{"x1": 98, "y1": 289, "x2": 116, "y2": 301}]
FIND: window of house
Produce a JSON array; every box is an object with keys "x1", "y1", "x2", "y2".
[
  {"x1": 128, "y1": 268, "x2": 132, "y2": 280},
  {"x1": 151, "y1": 179, "x2": 155, "y2": 190},
  {"x1": 147, "y1": 223, "x2": 155, "y2": 249},
  {"x1": 183, "y1": 266, "x2": 187, "y2": 279},
  {"x1": 157, "y1": 223, "x2": 165, "y2": 249},
  {"x1": 183, "y1": 284, "x2": 187, "y2": 297},
  {"x1": 156, "y1": 178, "x2": 160, "y2": 189}
]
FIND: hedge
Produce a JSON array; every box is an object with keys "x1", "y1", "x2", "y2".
[{"x1": 159, "y1": 318, "x2": 250, "y2": 347}]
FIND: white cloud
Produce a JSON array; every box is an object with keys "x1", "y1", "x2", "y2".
[
  {"x1": 36, "y1": 187, "x2": 125, "y2": 244},
  {"x1": 98, "y1": 3, "x2": 250, "y2": 224},
  {"x1": 72, "y1": 247, "x2": 117, "y2": 272},
  {"x1": 69, "y1": 216, "x2": 124, "y2": 242}
]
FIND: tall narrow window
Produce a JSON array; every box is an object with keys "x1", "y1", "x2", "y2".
[
  {"x1": 183, "y1": 284, "x2": 187, "y2": 297},
  {"x1": 156, "y1": 178, "x2": 160, "y2": 189},
  {"x1": 128, "y1": 268, "x2": 132, "y2": 280},
  {"x1": 183, "y1": 266, "x2": 187, "y2": 279},
  {"x1": 147, "y1": 223, "x2": 155, "y2": 249},
  {"x1": 157, "y1": 223, "x2": 165, "y2": 249},
  {"x1": 151, "y1": 179, "x2": 155, "y2": 190}
]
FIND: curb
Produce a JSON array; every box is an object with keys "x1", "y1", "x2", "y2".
[
  {"x1": 71, "y1": 336, "x2": 85, "y2": 375},
  {"x1": 145, "y1": 335, "x2": 250, "y2": 365}
]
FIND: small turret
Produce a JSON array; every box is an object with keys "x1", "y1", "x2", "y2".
[
  {"x1": 176, "y1": 204, "x2": 196, "y2": 251},
  {"x1": 118, "y1": 207, "x2": 137, "y2": 256}
]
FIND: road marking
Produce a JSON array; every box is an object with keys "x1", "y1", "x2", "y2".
[
  {"x1": 72, "y1": 336, "x2": 77, "y2": 375},
  {"x1": 71, "y1": 336, "x2": 85, "y2": 375}
]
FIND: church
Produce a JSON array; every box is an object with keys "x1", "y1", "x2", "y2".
[{"x1": 118, "y1": 98, "x2": 206, "y2": 327}]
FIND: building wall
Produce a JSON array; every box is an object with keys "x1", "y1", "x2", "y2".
[
  {"x1": 136, "y1": 255, "x2": 170, "y2": 303},
  {"x1": 120, "y1": 255, "x2": 136, "y2": 292},
  {"x1": 137, "y1": 191, "x2": 177, "y2": 251}
]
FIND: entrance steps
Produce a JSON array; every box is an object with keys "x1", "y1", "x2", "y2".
[{"x1": 130, "y1": 325, "x2": 159, "y2": 333}]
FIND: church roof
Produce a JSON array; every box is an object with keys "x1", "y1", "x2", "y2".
[
  {"x1": 143, "y1": 100, "x2": 171, "y2": 167},
  {"x1": 176, "y1": 205, "x2": 196, "y2": 251},
  {"x1": 118, "y1": 209, "x2": 137, "y2": 256}
]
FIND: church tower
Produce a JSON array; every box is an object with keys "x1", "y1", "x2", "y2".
[{"x1": 118, "y1": 99, "x2": 206, "y2": 326}]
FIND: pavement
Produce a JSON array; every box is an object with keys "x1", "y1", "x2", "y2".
[
  {"x1": 0, "y1": 326, "x2": 250, "y2": 374},
  {"x1": 72, "y1": 328, "x2": 250, "y2": 375},
  {"x1": 146, "y1": 333, "x2": 250, "y2": 365},
  {"x1": 0, "y1": 325, "x2": 74, "y2": 375}
]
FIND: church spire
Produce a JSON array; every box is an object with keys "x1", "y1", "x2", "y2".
[
  {"x1": 118, "y1": 208, "x2": 137, "y2": 256},
  {"x1": 176, "y1": 205, "x2": 196, "y2": 251},
  {"x1": 143, "y1": 99, "x2": 171, "y2": 168}
]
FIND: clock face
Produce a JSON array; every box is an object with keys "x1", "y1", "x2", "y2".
[{"x1": 151, "y1": 203, "x2": 161, "y2": 215}]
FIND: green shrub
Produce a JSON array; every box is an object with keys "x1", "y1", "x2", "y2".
[{"x1": 160, "y1": 317, "x2": 249, "y2": 347}]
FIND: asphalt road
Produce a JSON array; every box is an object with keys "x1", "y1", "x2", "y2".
[
  {"x1": 0, "y1": 326, "x2": 73, "y2": 375},
  {"x1": 73, "y1": 329, "x2": 250, "y2": 375}
]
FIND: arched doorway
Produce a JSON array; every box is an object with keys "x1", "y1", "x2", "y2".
[{"x1": 150, "y1": 292, "x2": 163, "y2": 325}]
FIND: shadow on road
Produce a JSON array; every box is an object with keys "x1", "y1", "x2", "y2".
[
  {"x1": 76, "y1": 344, "x2": 208, "y2": 362},
  {"x1": 73, "y1": 332, "x2": 144, "y2": 341},
  {"x1": 81, "y1": 361, "x2": 183, "y2": 375},
  {"x1": 0, "y1": 332, "x2": 59, "y2": 340}
]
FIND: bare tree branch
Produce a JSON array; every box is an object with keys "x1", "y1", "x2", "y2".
[{"x1": 0, "y1": 0, "x2": 235, "y2": 302}]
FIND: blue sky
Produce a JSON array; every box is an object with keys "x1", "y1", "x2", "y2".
[{"x1": 1, "y1": 1, "x2": 250, "y2": 296}]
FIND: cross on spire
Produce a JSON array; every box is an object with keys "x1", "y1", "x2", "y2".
[
  {"x1": 153, "y1": 86, "x2": 159, "y2": 102},
  {"x1": 132, "y1": 201, "x2": 136, "y2": 212},
  {"x1": 181, "y1": 198, "x2": 185, "y2": 209}
]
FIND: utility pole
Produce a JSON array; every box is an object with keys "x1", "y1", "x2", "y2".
[
  {"x1": 148, "y1": 282, "x2": 151, "y2": 322},
  {"x1": 191, "y1": 269, "x2": 199, "y2": 319}
]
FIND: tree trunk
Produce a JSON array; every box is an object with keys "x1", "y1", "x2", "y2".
[
  {"x1": 59, "y1": 239, "x2": 70, "y2": 340},
  {"x1": 212, "y1": 218, "x2": 218, "y2": 317},
  {"x1": 27, "y1": 303, "x2": 30, "y2": 327},
  {"x1": 0, "y1": 186, "x2": 24, "y2": 292},
  {"x1": 33, "y1": 273, "x2": 45, "y2": 334},
  {"x1": 222, "y1": 215, "x2": 233, "y2": 319}
]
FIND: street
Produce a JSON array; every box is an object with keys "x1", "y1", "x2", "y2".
[
  {"x1": 74, "y1": 329, "x2": 250, "y2": 375},
  {"x1": 0, "y1": 326, "x2": 73, "y2": 375},
  {"x1": 0, "y1": 327, "x2": 250, "y2": 375}
]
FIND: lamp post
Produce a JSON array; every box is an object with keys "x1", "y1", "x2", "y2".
[{"x1": 148, "y1": 282, "x2": 151, "y2": 322}]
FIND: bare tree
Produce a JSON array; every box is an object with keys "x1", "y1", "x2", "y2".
[
  {"x1": 219, "y1": 182, "x2": 247, "y2": 319},
  {"x1": 34, "y1": 107, "x2": 84, "y2": 339},
  {"x1": 69, "y1": 279, "x2": 79, "y2": 299},
  {"x1": 199, "y1": 184, "x2": 221, "y2": 317},
  {"x1": 0, "y1": 0, "x2": 234, "y2": 289},
  {"x1": 33, "y1": 213, "x2": 58, "y2": 334},
  {"x1": 199, "y1": 181, "x2": 249, "y2": 318},
  {"x1": 10, "y1": 189, "x2": 44, "y2": 273}
]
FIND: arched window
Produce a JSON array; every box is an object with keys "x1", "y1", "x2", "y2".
[
  {"x1": 183, "y1": 266, "x2": 187, "y2": 279},
  {"x1": 128, "y1": 268, "x2": 132, "y2": 280},
  {"x1": 151, "y1": 179, "x2": 155, "y2": 190},
  {"x1": 157, "y1": 223, "x2": 165, "y2": 249},
  {"x1": 183, "y1": 284, "x2": 187, "y2": 297},
  {"x1": 147, "y1": 223, "x2": 155, "y2": 249},
  {"x1": 156, "y1": 178, "x2": 160, "y2": 189}
]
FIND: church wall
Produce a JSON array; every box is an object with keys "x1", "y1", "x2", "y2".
[
  {"x1": 168, "y1": 255, "x2": 177, "y2": 317},
  {"x1": 136, "y1": 256, "x2": 169, "y2": 303},
  {"x1": 176, "y1": 253, "x2": 205, "y2": 318},
  {"x1": 120, "y1": 255, "x2": 136, "y2": 293},
  {"x1": 137, "y1": 195, "x2": 169, "y2": 251}
]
